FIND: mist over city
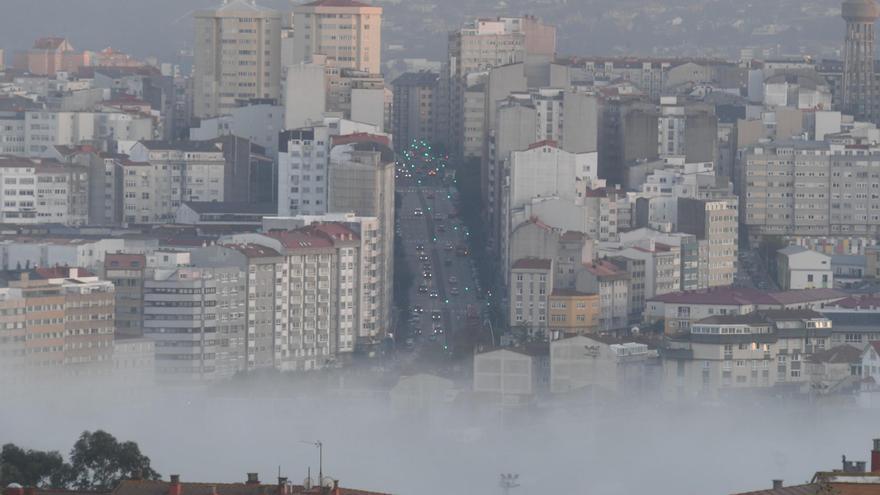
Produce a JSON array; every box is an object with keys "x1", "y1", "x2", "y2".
[{"x1": 0, "y1": 0, "x2": 880, "y2": 495}]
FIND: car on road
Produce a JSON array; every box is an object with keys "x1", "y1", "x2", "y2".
[
  {"x1": 449, "y1": 287, "x2": 460, "y2": 296},
  {"x1": 413, "y1": 208, "x2": 424, "y2": 216},
  {"x1": 431, "y1": 310, "x2": 441, "y2": 321},
  {"x1": 444, "y1": 242, "x2": 454, "y2": 251},
  {"x1": 423, "y1": 271, "x2": 432, "y2": 279},
  {"x1": 432, "y1": 326, "x2": 444, "y2": 335},
  {"x1": 416, "y1": 244, "x2": 425, "y2": 252},
  {"x1": 448, "y1": 276, "x2": 458, "y2": 285},
  {"x1": 411, "y1": 305, "x2": 424, "y2": 314},
  {"x1": 433, "y1": 213, "x2": 445, "y2": 221},
  {"x1": 418, "y1": 285, "x2": 429, "y2": 293},
  {"x1": 429, "y1": 290, "x2": 439, "y2": 299},
  {"x1": 455, "y1": 245, "x2": 469, "y2": 257},
  {"x1": 419, "y1": 254, "x2": 430, "y2": 261}
]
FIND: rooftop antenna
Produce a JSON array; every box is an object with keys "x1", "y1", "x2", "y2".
[{"x1": 500, "y1": 474, "x2": 519, "y2": 495}]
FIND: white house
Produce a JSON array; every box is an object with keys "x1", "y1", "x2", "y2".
[
  {"x1": 776, "y1": 246, "x2": 833, "y2": 290},
  {"x1": 863, "y1": 342, "x2": 880, "y2": 386},
  {"x1": 473, "y1": 347, "x2": 548, "y2": 405}
]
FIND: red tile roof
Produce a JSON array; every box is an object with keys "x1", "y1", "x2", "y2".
[
  {"x1": 829, "y1": 294, "x2": 880, "y2": 309},
  {"x1": 303, "y1": 0, "x2": 373, "y2": 7},
  {"x1": 870, "y1": 341, "x2": 880, "y2": 357},
  {"x1": 729, "y1": 484, "x2": 819, "y2": 495},
  {"x1": 105, "y1": 253, "x2": 146, "y2": 269},
  {"x1": 512, "y1": 258, "x2": 552, "y2": 270},
  {"x1": 331, "y1": 133, "x2": 390, "y2": 148},
  {"x1": 649, "y1": 287, "x2": 846, "y2": 306},
  {"x1": 583, "y1": 260, "x2": 627, "y2": 279},
  {"x1": 32, "y1": 267, "x2": 95, "y2": 279},
  {"x1": 527, "y1": 139, "x2": 558, "y2": 150},
  {"x1": 223, "y1": 243, "x2": 282, "y2": 258}
]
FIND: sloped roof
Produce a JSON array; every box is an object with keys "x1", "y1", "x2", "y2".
[
  {"x1": 302, "y1": 0, "x2": 373, "y2": 7},
  {"x1": 729, "y1": 484, "x2": 819, "y2": 495},
  {"x1": 512, "y1": 258, "x2": 551, "y2": 270},
  {"x1": 807, "y1": 345, "x2": 863, "y2": 364}
]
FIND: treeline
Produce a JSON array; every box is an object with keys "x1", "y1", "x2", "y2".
[{"x1": 0, "y1": 430, "x2": 159, "y2": 490}]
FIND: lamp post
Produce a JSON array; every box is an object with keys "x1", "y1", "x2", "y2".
[{"x1": 499, "y1": 474, "x2": 520, "y2": 495}]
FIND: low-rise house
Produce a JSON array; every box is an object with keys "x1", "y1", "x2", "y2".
[
  {"x1": 473, "y1": 346, "x2": 549, "y2": 406},
  {"x1": 390, "y1": 373, "x2": 457, "y2": 412},
  {"x1": 646, "y1": 287, "x2": 847, "y2": 335},
  {"x1": 805, "y1": 345, "x2": 863, "y2": 395},
  {"x1": 831, "y1": 254, "x2": 866, "y2": 279},
  {"x1": 863, "y1": 342, "x2": 880, "y2": 385},
  {"x1": 549, "y1": 334, "x2": 657, "y2": 395},
  {"x1": 776, "y1": 246, "x2": 833, "y2": 290},
  {"x1": 660, "y1": 310, "x2": 833, "y2": 401}
]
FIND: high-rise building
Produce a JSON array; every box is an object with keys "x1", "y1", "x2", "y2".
[
  {"x1": 292, "y1": 0, "x2": 383, "y2": 75},
  {"x1": 842, "y1": 0, "x2": 880, "y2": 121},
  {"x1": 328, "y1": 137, "x2": 395, "y2": 340},
  {"x1": 391, "y1": 71, "x2": 439, "y2": 150},
  {"x1": 278, "y1": 127, "x2": 332, "y2": 217},
  {"x1": 193, "y1": 0, "x2": 282, "y2": 118}
]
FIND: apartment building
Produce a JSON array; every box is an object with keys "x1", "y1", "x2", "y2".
[
  {"x1": 263, "y1": 212, "x2": 386, "y2": 346},
  {"x1": 742, "y1": 140, "x2": 880, "y2": 245},
  {"x1": 646, "y1": 286, "x2": 847, "y2": 335},
  {"x1": 391, "y1": 71, "x2": 439, "y2": 150},
  {"x1": 292, "y1": 0, "x2": 383, "y2": 75},
  {"x1": 190, "y1": 243, "x2": 287, "y2": 370},
  {"x1": 575, "y1": 260, "x2": 630, "y2": 331},
  {"x1": 193, "y1": 0, "x2": 282, "y2": 118},
  {"x1": 445, "y1": 16, "x2": 556, "y2": 155},
  {"x1": 277, "y1": 126, "x2": 331, "y2": 217},
  {"x1": 23, "y1": 109, "x2": 154, "y2": 158},
  {"x1": 661, "y1": 310, "x2": 833, "y2": 401},
  {"x1": 657, "y1": 96, "x2": 718, "y2": 163},
  {"x1": 677, "y1": 197, "x2": 738, "y2": 288},
  {"x1": 548, "y1": 289, "x2": 600, "y2": 336},
  {"x1": 327, "y1": 139, "x2": 394, "y2": 339},
  {"x1": 0, "y1": 156, "x2": 89, "y2": 226},
  {"x1": 0, "y1": 267, "x2": 115, "y2": 383},
  {"x1": 124, "y1": 140, "x2": 226, "y2": 224},
  {"x1": 619, "y1": 228, "x2": 701, "y2": 291},
  {"x1": 509, "y1": 258, "x2": 554, "y2": 334},
  {"x1": 103, "y1": 253, "x2": 147, "y2": 338},
  {"x1": 143, "y1": 265, "x2": 245, "y2": 381}
]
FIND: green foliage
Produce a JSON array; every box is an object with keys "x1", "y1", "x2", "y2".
[
  {"x1": 0, "y1": 430, "x2": 159, "y2": 490},
  {"x1": 0, "y1": 444, "x2": 68, "y2": 488}
]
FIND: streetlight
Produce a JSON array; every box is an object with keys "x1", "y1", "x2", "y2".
[
  {"x1": 499, "y1": 474, "x2": 519, "y2": 495},
  {"x1": 300, "y1": 441, "x2": 323, "y2": 485}
]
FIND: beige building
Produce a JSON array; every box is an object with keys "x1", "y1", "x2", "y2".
[
  {"x1": 742, "y1": 140, "x2": 880, "y2": 245},
  {"x1": 193, "y1": 0, "x2": 282, "y2": 118},
  {"x1": 576, "y1": 260, "x2": 630, "y2": 330},
  {"x1": 677, "y1": 197, "x2": 738, "y2": 288},
  {"x1": 328, "y1": 139, "x2": 395, "y2": 341},
  {"x1": 548, "y1": 289, "x2": 600, "y2": 336},
  {"x1": 292, "y1": 0, "x2": 382, "y2": 75}
]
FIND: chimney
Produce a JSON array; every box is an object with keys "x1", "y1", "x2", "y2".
[
  {"x1": 331, "y1": 480, "x2": 339, "y2": 495},
  {"x1": 873, "y1": 439, "x2": 880, "y2": 473},
  {"x1": 277, "y1": 477, "x2": 288, "y2": 495},
  {"x1": 247, "y1": 473, "x2": 260, "y2": 485},
  {"x1": 169, "y1": 475, "x2": 181, "y2": 495},
  {"x1": 772, "y1": 480, "x2": 783, "y2": 490}
]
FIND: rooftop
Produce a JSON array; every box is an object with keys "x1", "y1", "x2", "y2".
[
  {"x1": 183, "y1": 202, "x2": 276, "y2": 215},
  {"x1": 807, "y1": 345, "x2": 863, "y2": 364},
  {"x1": 301, "y1": 0, "x2": 374, "y2": 7},
  {"x1": 511, "y1": 257, "x2": 552, "y2": 270},
  {"x1": 649, "y1": 287, "x2": 846, "y2": 306},
  {"x1": 138, "y1": 140, "x2": 223, "y2": 153}
]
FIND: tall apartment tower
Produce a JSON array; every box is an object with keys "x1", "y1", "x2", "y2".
[
  {"x1": 193, "y1": 0, "x2": 282, "y2": 118},
  {"x1": 842, "y1": 0, "x2": 880, "y2": 121},
  {"x1": 292, "y1": 0, "x2": 383, "y2": 74}
]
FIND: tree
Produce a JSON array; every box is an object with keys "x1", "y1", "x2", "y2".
[
  {"x1": 67, "y1": 431, "x2": 160, "y2": 490},
  {"x1": 0, "y1": 444, "x2": 68, "y2": 488}
]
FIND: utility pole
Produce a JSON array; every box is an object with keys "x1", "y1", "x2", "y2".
[{"x1": 499, "y1": 474, "x2": 519, "y2": 495}]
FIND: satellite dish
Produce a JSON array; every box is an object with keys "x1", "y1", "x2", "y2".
[
  {"x1": 321, "y1": 477, "x2": 336, "y2": 488},
  {"x1": 631, "y1": 326, "x2": 640, "y2": 335}
]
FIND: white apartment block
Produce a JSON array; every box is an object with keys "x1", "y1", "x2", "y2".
[
  {"x1": 277, "y1": 126, "x2": 330, "y2": 216},
  {"x1": 0, "y1": 157, "x2": 88, "y2": 225},
  {"x1": 193, "y1": 0, "x2": 282, "y2": 118},
  {"x1": 262, "y1": 213, "x2": 386, "y2": 343},
  {"x1": 143, "y1": 265, "x2": 246, "y2": 381},
  {"x1": 22, "y1": 110, "x2": 155, "y2": 158},
  {"x1": 125, "y1": 141, "x2": 226, "y2": 224},
  {"x1": 509, "y1": 258, "x2": 553, "y2": 332}
]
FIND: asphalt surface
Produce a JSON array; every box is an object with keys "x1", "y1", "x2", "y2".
[{"x1": 396, "y1": 178, "x2": 481, "y2": 353}]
